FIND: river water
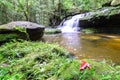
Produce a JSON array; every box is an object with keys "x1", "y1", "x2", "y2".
[{"x1": 43, "y1": 33, "x2": 120, "y2": 64}]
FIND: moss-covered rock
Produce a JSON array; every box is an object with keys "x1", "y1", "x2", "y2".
[
  {"x1": 80, "y1": 6, "x2": 120, "y2": 21},
  {"x1": 79, "y1": 6, "x2": 120, "y2": 33},
  {"x1": 111, "y1": 0, "x2": 120, "y2": 6},
  {"x1": 0, "y1": 21, "x2": 45, "y2": 43}
]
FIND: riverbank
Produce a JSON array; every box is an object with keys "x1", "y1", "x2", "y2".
[{"x1": 0, "y1": 40, "x2": 120, "y2": 80}]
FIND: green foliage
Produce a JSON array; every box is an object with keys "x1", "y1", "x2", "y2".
[
  {"x1": 0, "y1": 0, "x2": 113, "y2": 26},
  {"x1": 0, "y1": 34, "x2": 19, "y2": 42},
  {"x1": 82, "y1": 28, "x2": 98, "y2": 34},
  {"x1": 13, "y1": 26, "x2": 26, "y2": 33},
  {"x1": 45, "y1": 28, "x2": 61, "y2": 34},
  {"x1": 60, "y1": 0, "x2": 112, "y2": 14},
  {"x1": 0, "y1": 0, "x2": 14, "y2": 24},
  {"x1": 76, "y1": 0, "x2": 110, "y2": 11},
  {"x1": 0, "y1": 41, "x2": 120, "y2": 80},
  {"x1": 62, "y1": 0, "x2": 74, "y2": 10},
  {"x1": 0, "y1": 25, "x2": 30, "y2": 44},
  {"x1": 13, "y1": 26, "x2": 29, "y2": 40},
  {"x1": 0, "y1": 41, "x2": 68, "y2": 79}
]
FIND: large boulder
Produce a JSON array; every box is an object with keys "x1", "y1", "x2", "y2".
[
  {"x1": 79, "y1": 6, "x2": 120, "y2": 33},
  {"x1": 111, "y1": 0, "x2": 120, "y2": 6},
  {"x1": 0, "y1": 21, "x2": 45, "y2": 43}
]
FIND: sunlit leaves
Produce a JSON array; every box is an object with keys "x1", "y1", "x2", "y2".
[{"x1": 62, "y1": 0, "x2": 74, "y2": 9}]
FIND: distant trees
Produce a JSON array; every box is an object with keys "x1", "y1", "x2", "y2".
[
  {"x1": 0, "y1": 0, "x2": 112, "y2": 26},
  {"x1": 0, "y1": 0, "x2": 55, "y2": 26}
]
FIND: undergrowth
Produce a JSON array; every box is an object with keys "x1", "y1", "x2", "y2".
[
  {"x1": 0, "y1": 40, "x2": 120, "y2": 80},
  {"x1": 45, "y1": 28, "x2": 61, "y2": 34},
  {"x1": 81, "y1": 28, "x2": 98, "y2": 34}
]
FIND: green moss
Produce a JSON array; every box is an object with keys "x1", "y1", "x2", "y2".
[
  {"x1": 81, "y1": 6, "x2": 120, "y2": 20},
  {"x1": 13, "y1": 26, "x2": 30, "y2": 40},
  {"x1": 13, "y1": 26, "x2": 26, "y2": 33},
  {"x1": 82, "y1": 28, "x2": 98, "y2": 34},
  {"x1": 45, "y1": 28, "x2": 61, "y2": 34},
  {"x1": 0, "y1": 34, "x2": 19, "y2": 42},
  {"x1": 0, "y1": 25, "x2": 7, "y2": 30},
  {"x1": 0, "y1": 25, "x2": 30, "y2": 44}
]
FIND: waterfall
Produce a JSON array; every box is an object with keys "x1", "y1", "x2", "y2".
[{"x1": 58, "y1": 14, "x2": 85, "y2": 33}]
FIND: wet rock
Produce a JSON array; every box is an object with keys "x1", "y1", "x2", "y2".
[
  {"x1": 79, "y1": 6, "x2": 120, "y2": 33},
  {"x1": 0, "y1": 21, "x2": 45, "y2": 42}
]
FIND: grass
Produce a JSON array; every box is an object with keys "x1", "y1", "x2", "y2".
[
  {"x1": 0, "y1": 40, "x2": 120, "y2": 80},
  {"x1": 81, "y1": 28, "x2": 98, "y2": 34},
  {"x1": 0, "y1": 34, "x2": 19, "y2": 42},
  {"x1": 45, "y1": 28, "x2": 61, "y2": 34}
]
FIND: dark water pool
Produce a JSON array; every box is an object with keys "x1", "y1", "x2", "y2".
[{"x1": 43, "y1": 33, "x2": 120, "y2": 64}]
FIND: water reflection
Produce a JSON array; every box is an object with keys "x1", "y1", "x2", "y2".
[
  {"x1": 43, "y1": 33, "x2": 120, "y2": 63},
  {"x1": 60, "y1": 33, "x2": 81, "y2": 51}
]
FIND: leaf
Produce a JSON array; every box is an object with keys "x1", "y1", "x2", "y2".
[{"x1": 80, "y1": 60, "x2": 90, "y2": 70}]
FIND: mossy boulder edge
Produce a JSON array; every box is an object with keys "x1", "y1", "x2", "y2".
[{"x1": 0, "y1": 21, "x2": 45, "y2": 43}]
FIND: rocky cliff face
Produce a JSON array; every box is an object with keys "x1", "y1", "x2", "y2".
[{"x1": 79, "y1": 6, "x2": 120, "y2": 33}]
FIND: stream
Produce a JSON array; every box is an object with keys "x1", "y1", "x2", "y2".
[
  {"x1": 44, "y1": 12, "x2": 120, "y2": 64},
  {"x1": 43, "y1": 33, "x2": 120, "y2": 64}
]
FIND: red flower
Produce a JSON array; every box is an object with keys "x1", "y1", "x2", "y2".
[{"x1": 80, "y1": 60, "x2": 90, "y2": 70}]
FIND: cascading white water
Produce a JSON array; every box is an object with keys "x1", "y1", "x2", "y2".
[
  {"x1": 58, "y1": 8, "x2": 110, "y2": 33},
  {"x1": 58, "y1": 14, "x2": 85, "y2": 33}
]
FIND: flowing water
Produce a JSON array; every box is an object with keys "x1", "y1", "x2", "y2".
[
  {"x1": 58, "y1": 14, "x2": 86, "y2": 32},
  {"x1": 43, "y1": 33, "x2": 120, "y2": 64}
]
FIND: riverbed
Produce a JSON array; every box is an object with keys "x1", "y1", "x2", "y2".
[{"x1": 43, "y1": 33, "x2": 120, "y2": 64}]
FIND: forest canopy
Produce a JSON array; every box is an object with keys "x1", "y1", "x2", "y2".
[{"x1": 0, "y1": 0, "x2": 113, "y2": 26}]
